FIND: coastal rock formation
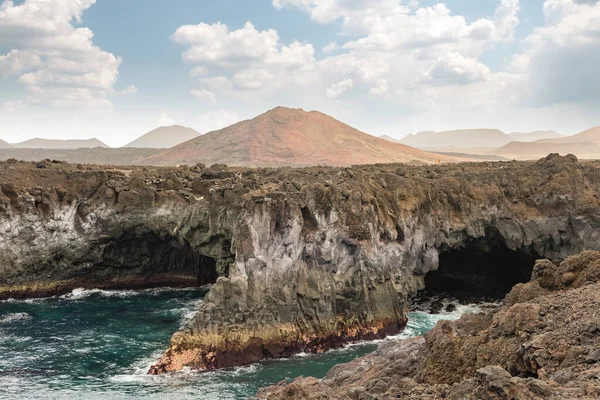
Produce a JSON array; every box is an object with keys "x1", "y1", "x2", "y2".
[
  {"x1": 1, "y1": 154, "x2": 600, "y2": 373},
  {"x1": 255, "y1": 250, "x2": 600, "y2": 399}
]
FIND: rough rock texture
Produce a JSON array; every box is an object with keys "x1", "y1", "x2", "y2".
[
  {"x1": 255, "y1": 251, "x2": 600, "y2": 399},
  {"x1": 1, "y1": 154, "x2": 600, "y2": 373}
]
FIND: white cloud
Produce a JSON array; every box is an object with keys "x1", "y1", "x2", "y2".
[
  {"x1": 197, "y1": 110, "x2": 240, "y2": 133},
  {"x1": 173, "y1": 20, "x2": 316, "y2": 100},
  {"x1": 512, "y1": 0, "x2": 600, "y2": 105},
  {"x1": 172, "y1": 21, "x2": 314, "y2": 69},
  {"x1": 272, "y1": 0, "x2": 405, "y2": 26},
  {"x1": 326, "y1": 79, "x2": 354, "y2": 98},
  {"x1": 265, "y1": 1, "x2": 522, "y2": 106},
  {"x1": 232, "y1": 69, "x2": 275, "y2": 90},
  {"x1": 26, "y1": 85, "x2": 113, "y2": 108},
  {"x1": 322, "y1": 41, "x2": 339, "y2": 53},
  {"x1": 0, "y1": 49, "x2": 42, "y2": 75},
  {"x1": 0, "y1": 0, "x2": 123, "y2": 110},
  {"x1": 116, "y1": 85, "x2": 138, "y2": 95},
  {"x1": 191, "y1": 89, "x2": 217, "y2": 104},
  {"x1": 494, "y1": 0, "x2": 520, "y2": 40},
  {"x1": 157, "y1": 112, "x2": 179, "y2": 127},
  {"x1": 423, "y1": 52, "x2": 491, "y2": 86},
  {"x1": 338, "y1": 4, "x2": 503, "y2": 57},
  {"x1": 369, "y1": 79, "x2": 388, "y2": 95},
  {"x1": 274, "y1": 1, "x2": 519, "y2": 51}
]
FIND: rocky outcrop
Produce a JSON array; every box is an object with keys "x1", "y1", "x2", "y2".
[
  {"x1": 1, "y1": 154, "x2": 600, "y2": 374},
  {"x1": 255, "y1": 250, "x2": 600, "y2": 399}
]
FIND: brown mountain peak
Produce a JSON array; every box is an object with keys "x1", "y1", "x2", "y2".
[{"x1": 142, "y1": 107, "x2": 463, "y2": 167}]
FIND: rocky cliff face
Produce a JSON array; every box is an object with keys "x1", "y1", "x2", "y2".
[
  {"x1": 256, "y1": 250, "x2": 600, "y2": 399},
  {"x1": 1, "y1": 155, "x2": 600, "y2": 373}
]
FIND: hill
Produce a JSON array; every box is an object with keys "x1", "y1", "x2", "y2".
[
  {"x1": 490, "y1": 126, "x2": 600, "y2": 160},
  {"x1": 143, "y1": 107, "x2": 461, "y2": 167},
  {"x1": 536, "y1": 126, "x2": 600, "y2": 146},
  {"x1": 400, "y1": 129, "x2": 512, "y2": 149},
  {"x1": 125, "y1": 125, "x2": 201, "y2": 149},
  {"x1": 0, "y1": 139, "x2": 13, "y2": 149},
  {"x1": 491, "y1": 141, "x2": 600, "y2": 160},
  {"x1": 508, "y1": 130, "x2": 562, "y2": 142},
  {"x1": 13, "y1": 138, "x2": 109, "y2": 149}
]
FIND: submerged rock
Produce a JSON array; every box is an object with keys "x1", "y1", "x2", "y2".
[{"x1": 445, "y1": 303, "x2": 457, "y2": 312}]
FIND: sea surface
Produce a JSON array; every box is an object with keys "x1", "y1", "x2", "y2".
[{"x1": 0, "y1": 287, "x2": 486, "y2": 399}]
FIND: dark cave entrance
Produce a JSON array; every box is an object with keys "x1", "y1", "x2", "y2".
[
  {"x1": 424, "y1": 228, "x2": 539, "y2": 299},
  {"x1": 94, "y1": 231, "x2": 220, "y2": 289}
]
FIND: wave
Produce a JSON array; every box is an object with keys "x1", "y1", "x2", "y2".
[
  {"x1": 0, "y1": 312, "x2": 32, "y2": 324},
  {"x1": 0, "y1": 297, "x2": 52, "y2": 304},
  {"x1": 2, "y1": 286, "x2": 209, "y2": 304},
  {"x1": 60, "y1": 288, "x2": 140, "y2": 300}
]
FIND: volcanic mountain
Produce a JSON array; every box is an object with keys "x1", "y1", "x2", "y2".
[
  {"x1": 13, "y1": 138, "x2": 109, "y2": 149},
  {"x1": 125, "y1": 125, "x2": 201, "y2": 149},
  {"x1": 142, "y1": 107, "x2": 459, "y2": 167}
]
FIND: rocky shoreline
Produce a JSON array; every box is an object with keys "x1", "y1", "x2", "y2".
[
  {"x1": 1, "y1": 154, "x2": 600, "y2": 373},
  {"x1": 255, "y1": 250, "x2": 600, "y2": 399}
]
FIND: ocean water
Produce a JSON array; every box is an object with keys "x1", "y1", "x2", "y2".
[{"x1": 0, "y1": 288, "x2": 485, "y2": 399}]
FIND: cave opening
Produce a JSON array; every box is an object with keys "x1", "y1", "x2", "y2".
[
  {"x1": 93, "y1": 231, "x2": 220, "y2": 289},
  {"x1": 424, "y1": 228, "x2": 539, "y2": 299}
]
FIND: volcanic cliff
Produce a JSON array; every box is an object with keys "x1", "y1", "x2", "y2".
[
  {"x1": 256, "y1": 250, "x2": 600, "y2": 399},
  {"x1": 0, "y1": 154, "x2": 599, "y2": 374}
]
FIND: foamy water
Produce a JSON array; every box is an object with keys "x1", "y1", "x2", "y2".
[{"x1": 0, "y1": 288, "x2": 491, "y2": 399}]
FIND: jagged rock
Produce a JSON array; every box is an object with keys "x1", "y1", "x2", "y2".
[
  {"x1": 1, "y1": 155, "x2": 600, "y2": 373},
  {"x1": 256, "y1": 251, "x2": 600, "y2": 399}
]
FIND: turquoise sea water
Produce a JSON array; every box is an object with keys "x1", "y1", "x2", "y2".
[{"x1": 0, "y1": 288, "x2": 479, "y2": 399}]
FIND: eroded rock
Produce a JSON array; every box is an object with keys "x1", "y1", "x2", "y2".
[
  {"x1": 256, "y1": 251, "x2": 600, "y2": 399},
  {"x1": 1, "y1": 155, "x2": 600, "y2": 373}
]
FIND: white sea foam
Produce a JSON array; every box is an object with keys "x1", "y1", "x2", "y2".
[
  {"x1": 0, "y1": 297, "x2": 52, "y2": 304},
  {"x1": 0, "y1": 312, "x2": 32, "y2": 324},
  {"x1": 61, "y1": 288, "x2": 140, "y2": 300},
  {"x1": 2, "y1": 286, "x2": 207, "y2": 304}
]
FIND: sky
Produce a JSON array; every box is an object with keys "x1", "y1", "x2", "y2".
[{"x1": 0, "y1": 0, "x2": 599, "y2": 147}]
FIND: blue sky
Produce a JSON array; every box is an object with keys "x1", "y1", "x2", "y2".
[{"x1": 1, "y1": 0, "x2": 599, "y2": 146}]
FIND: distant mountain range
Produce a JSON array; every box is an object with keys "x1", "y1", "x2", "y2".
[
  {"x1": 536, "y1": 126, "x2": 600, "y2": 146},
  {"x1": 508, "y1": 130, "x2": 563, "y2": 142},
  {"x1": 12, "y1": 138, "x2": 109, "y2": 149},
  {"x1": 398, "y1": 129, "x2": 511, "y2": 149},
  {"x1": 393, "y1": 129, "x2": 563, "y2": 150},
  {"x1": 492, "y1": 126, "x2": 600, "y2": 160},
  {"x1": 143, "y1": 107, "x2": 460, "y2": 167},
  {"x1": 2, "y1": 110, "x2": 599, "y2": 164},
  {"x1": 125, "y1": 125, "x2": 201, "y2": 148}
]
